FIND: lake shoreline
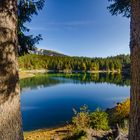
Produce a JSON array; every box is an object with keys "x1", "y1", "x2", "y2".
[
  {"x1": 19, "y1": 69, "x2": 120, "y2": 79},
  {"x1": 24, "y1": 126, "x2": 128, "y2": 140},
  {"x1": 24, "y1": 102, "x2": 129, "y2": 139},
  {"x1": 24, "y1": 103, "x2": 128, "y2": 140},
  {"x1": 24, "y1": 125, "x2": 114, "y2": 140}
]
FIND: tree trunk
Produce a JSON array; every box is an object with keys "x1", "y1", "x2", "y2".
[
  {"x1": 0, "y1": 0, "x2": 23, "y2": 140},
  {"x1": 129, "y1": 0, "x2": 140, "y2": 139},
  {"x1": 0, "y1": 92, "x2": 23, "y2": 140}
]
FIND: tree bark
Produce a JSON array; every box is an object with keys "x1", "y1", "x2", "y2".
[
  {"x1": 129, "y1": 0, "x2": 140, "y2": 139},
  {"x1": 0, "y1": 0, "x2": 23, "y2": 140},
  {"x1": 0, "y1": 92, "x2": 23, "y2": 140}
]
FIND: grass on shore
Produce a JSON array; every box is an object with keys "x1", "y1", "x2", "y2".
[
  {"x1": 19, "y1": 71, "x2": 35, "y2": 79},
  {"x1": 24, "y1": 126, "x2": 112, "y2": 140},
  {"x1": 24, "y1": 126, "x2": 72, "y2": 140}
]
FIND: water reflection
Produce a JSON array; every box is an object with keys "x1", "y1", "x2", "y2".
[
  {"x1": 20, "y1": 73, "x2": 130, "y2": 91},
  {"x1": 20, "y1": 74, "x2": 61, "y2": 91},
  {"x1": 50, "y1": 73, "x2": 130, "y2": 86}
]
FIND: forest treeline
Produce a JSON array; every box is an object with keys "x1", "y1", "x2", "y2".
[{"x1": 19, "y1": 54, "x2": 130, "y2": 73}]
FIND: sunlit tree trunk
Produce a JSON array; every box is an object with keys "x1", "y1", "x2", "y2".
[
  {"x1": 129, "y1": 0, "x2": 140, "y2": 139},
  {"x1": 0, "y1": 0, "x2": 23, "y2": 139}
]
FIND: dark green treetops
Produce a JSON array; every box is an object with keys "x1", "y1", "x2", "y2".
[{"x1": 18, "y1": 0, "x2": 45, "y2": 55}]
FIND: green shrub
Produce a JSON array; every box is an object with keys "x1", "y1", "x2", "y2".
[
  {"x1": 90, "y1": 108, "x2": 109, "y2": 130},
  {"x1": 72, "y1": 105, "x2": 90, "y2": 132}
]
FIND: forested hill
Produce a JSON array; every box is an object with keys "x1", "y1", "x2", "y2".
[{"x1": 19, "y1": 54, "x2": 130, "y2": 73}]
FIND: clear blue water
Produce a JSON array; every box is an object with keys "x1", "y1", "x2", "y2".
[{"x1": 20, "y1": 73, "x2": 130, "y2": 131}]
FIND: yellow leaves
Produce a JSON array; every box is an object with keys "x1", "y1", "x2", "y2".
[{"x1": 114, "y1": 98, "x2": 130, "y2": 123}]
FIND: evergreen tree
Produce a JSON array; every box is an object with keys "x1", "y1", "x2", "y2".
[
  {"x1": 18, "y1": 0, "x2": 45, "y2": 55},
  {"x1": 108, "y1": 0, "x2": 140, "y2": 139}
]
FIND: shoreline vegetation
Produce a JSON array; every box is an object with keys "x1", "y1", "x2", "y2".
[
  {"x1": 19, "y1": 71, "x2": 36, "y2": 79},
  {"x1": 19, "y1": 54, "x2": 130, "y2": 73},
  {"x1": 19, "y1": 69, "x2": 120, "y2": 79},
  {"x1": 24, "y1": 99, "x2": 129, "y2": 140},
  {"x1": 24, "y1": 126, "x2": 113, "y2": 140},
  {"x1": 19, "y1": 69, "x2": 130, "y2": 87},
  {"x1": 19, "y1": 53, "x2": 130, "y2": 80}
]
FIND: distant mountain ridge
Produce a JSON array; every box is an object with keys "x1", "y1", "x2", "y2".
[{"x1": 29, "y1": 47, "x2": 67, "y2": 57}]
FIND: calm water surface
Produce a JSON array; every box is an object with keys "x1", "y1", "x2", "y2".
[{"x1": 20, "y1": 73, "x2": 130, "y2": 131}]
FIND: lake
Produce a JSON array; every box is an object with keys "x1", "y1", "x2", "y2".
[{"x1": 20, "y1": 73, "x2": 130, "y2": 131}]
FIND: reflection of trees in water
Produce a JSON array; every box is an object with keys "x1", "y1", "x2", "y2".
[
  {"x1": 49, "y1": 73, "x2": 130, "y2": 86},
  {"x1": 20, "y1": 73, "x2": 130, "y2": 89},
  {"x1": 20, "y1": 75, "x2": 61, "y2": 90},
  {"x1": 0, "y1": 91, "x2": 23, "y2": 140}
]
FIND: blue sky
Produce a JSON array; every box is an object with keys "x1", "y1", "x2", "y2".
[{"x1": 26, "y1": 0, "x2": 130, "y2": 57}]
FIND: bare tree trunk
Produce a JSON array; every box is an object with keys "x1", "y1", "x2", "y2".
[
  {"x1": 0, "y1": 0, "x2": 23, "y2": 140},
  {"x1": 129, "y1": 0, "x2": 140, "y2": 139}
]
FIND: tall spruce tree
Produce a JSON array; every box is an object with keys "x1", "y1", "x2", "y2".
[{"x1": 108, "y1": 0, "x2": 140, "y2": 139}]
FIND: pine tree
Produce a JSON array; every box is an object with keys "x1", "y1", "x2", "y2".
[
  {"x1": 108, "y1": 0, "x2": 140, "y2": 139},
  {"x1": 18, "y1": 0, "x2": 45, "y2": 55}
]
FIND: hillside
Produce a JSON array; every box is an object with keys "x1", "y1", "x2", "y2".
[
  {"x1": 42, "y1": 49, "x2": 67, "y2": 56},
  {"x1": 30, "y1": 48, "x2": 67, "y2": 57}
]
